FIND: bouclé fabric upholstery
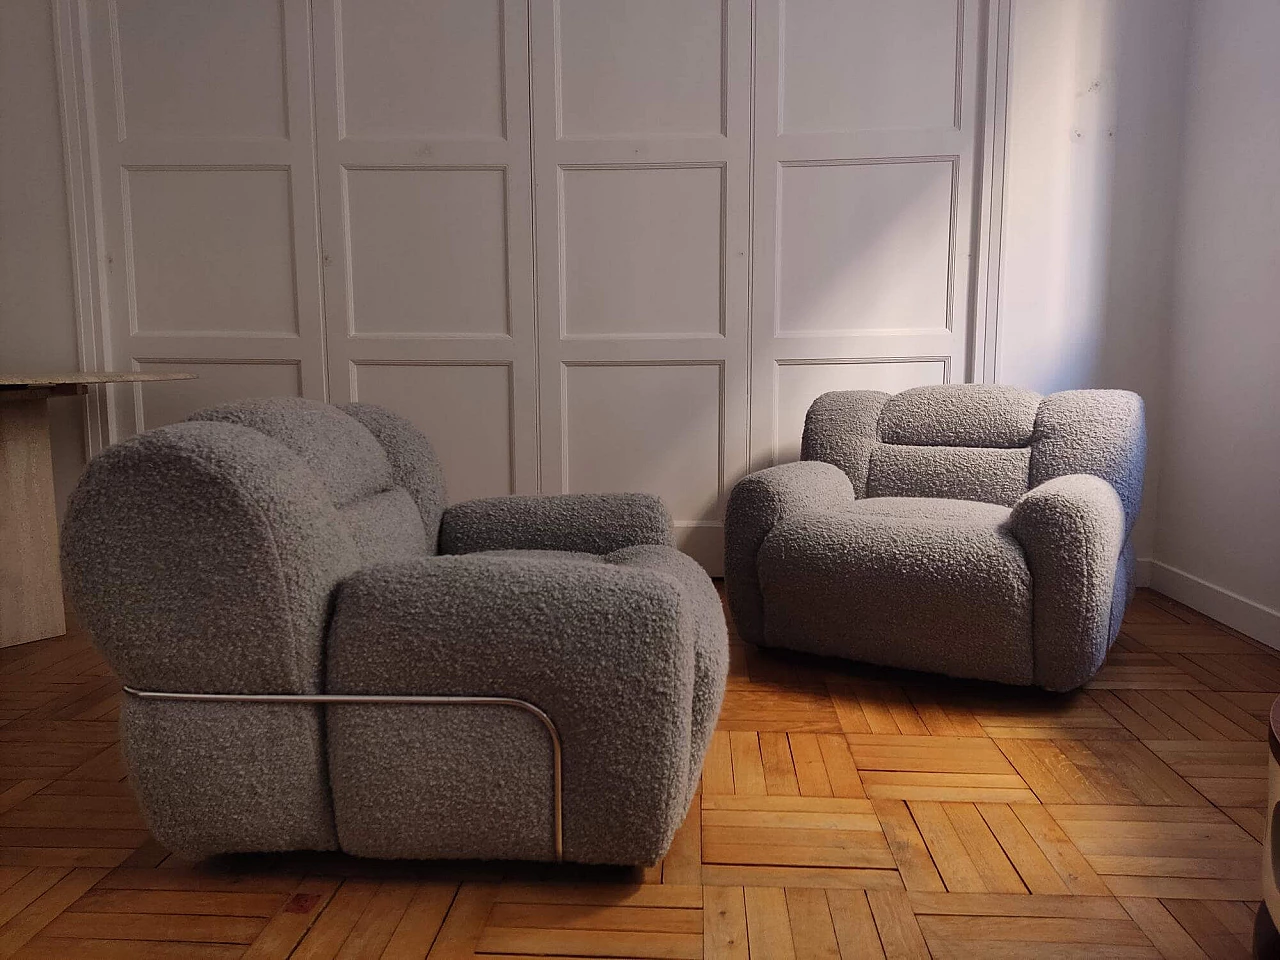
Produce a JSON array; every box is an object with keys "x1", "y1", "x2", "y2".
[
  {"x1": 61, "y1": 398, "x2": 728, "y2": 863},
  {"x1": 726, "y1": 385, "x2": 1146, "y2": 692}
]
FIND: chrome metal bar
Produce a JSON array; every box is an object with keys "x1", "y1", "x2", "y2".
[{"x1": 122, "y1": 686, "x2": 564, "y2": 861}]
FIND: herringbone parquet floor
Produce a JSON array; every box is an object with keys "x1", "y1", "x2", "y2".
[{"x1": 0, "y1": 588, "x2": 1271, "y2": 958}]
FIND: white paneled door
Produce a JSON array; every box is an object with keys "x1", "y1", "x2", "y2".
[
  {"x1": 83, "y1": 0, "x2": 324, "y2": 431},
  {"x1": 73, "y1": 0, "x2": 998, "y2": 573},
  {"x1": 529, "y1": 0, "x2": 752, "y2": 567},
  {"x1": 749, "y1": 0, "x2": 989, "y2": 472},
  {"x1": 311, "y1": 0, "x2": 538, "y2": 505}
]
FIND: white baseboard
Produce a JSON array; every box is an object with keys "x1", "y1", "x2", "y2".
[{"x1": 1147, "y1": 559, "x2": 1280, "y2": 651}]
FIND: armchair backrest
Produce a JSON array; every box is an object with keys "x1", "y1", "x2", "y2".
[
  {"x1": 802, "y1": 384, "x2": 1146, "y2": 531},
  {"x1": 61, "y1": 398, "x2": 444, "y2": 695}
]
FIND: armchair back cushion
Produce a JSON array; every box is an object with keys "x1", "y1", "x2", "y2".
[{"x1": 802, "y1": 384, "x2": 1145, "y2": 525}]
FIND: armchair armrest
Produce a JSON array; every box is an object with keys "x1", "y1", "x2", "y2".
[
  {"x1": 725, "y1": 461, "x2": 855, "y2": 645},
  {"x1": 326, "y1": 552, "x2": 697, "y2": 864},
  {"x1": 1009, "y1": 474, "x2": 1127, "y2": 691},
  {"x1": 439, "y1": 492, "x2": 672, "y2": 555}
]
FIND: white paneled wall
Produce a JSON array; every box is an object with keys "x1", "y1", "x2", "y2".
[{"x1": 71, "y1": 0, "x2": 996, "y2": 572}]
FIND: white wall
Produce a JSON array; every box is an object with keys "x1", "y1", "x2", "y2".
[
  {"x1": 0, "y1": 0, "x2": 86, "y2": 518},
  {"x1": 1151, "y1": 0, "x2": 1280, "y2": 644}
]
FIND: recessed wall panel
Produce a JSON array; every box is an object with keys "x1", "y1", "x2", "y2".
[
  {"x1": 113, "y1": 0, "x2": 288, "y2": 139},
  {"x1": 338, "y1": 0, "x2": 504, "y2": 139},
  {"x1": 562, "y1": 167, "x2": 723, "y2": 337},
  {"x1": 556, "y1": 0, "x2": 724, "y2": 138},
  {"x1": 352, "y1": 363, "x2": 513, "y2": 502},
  {"x1": 134, "y1": 360, "x2": 302, "y2": 430},
  {"x1": 346, "y1": 168, "x2": 509, "y2": 336},
  {"x1": 777, "y1": 161, "x2": 953, "y2": 334},
  {"x1": 774, "y1": 359, "x2": 946, "y2": 462},
  {"x1": 126, "y1": 169, "x2": 299, "y2": 335},
  {"x1": 780, "y1": 0, "x2": 960, "y2": 133},
  {"x1": 563, "y1": 363, "x2": 721, "y2": 522}
]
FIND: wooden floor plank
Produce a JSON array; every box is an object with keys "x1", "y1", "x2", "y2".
[
  {"x1": 743, "y1": 887, "x2": 796, "y2": 960},
  {"x1": 1011, "y1": 804, "x2": 1111, "y2": 896},
  {"x1": 826, "y1": 682, "x2": 872, "y2": 735},
  {"x1": 241, "y1": 877, "x2": 341, "y2": 960},
  {"x1": 1161, "y1": 897, "x2": 1255, "y2": 958},
  {"x1": 814, "y1": 734, "x2": 865, "y2": 799},
  {"x1": 662, "y1": 807, "x2": 701, "y2": 887},
  {"x1": 0, "y1": 870, "x2": 63, "y2": 929},
  {"x1": 728, "y1": 732, "x2": 767, "y2": 797},
  {"x1": 826, "y1": 889, "x2": 886, "y2": 959},
  {"x1": 760, "y1": 732, "x2": 801, "y2": 797},
  {"x1": 486, "y1": 902, "x2": 702, "y2": 934},
  {"x1": 976, "y1": 803, "x2": 1071, "y2": 895},
  {"x1": 941, "y1": 802, "x2": 1026, "y2": 894},
  {"x1": 908, "y1": 892, "x2": 1126, "y2": 919},
  {"x1": 701, "y1": 731, "x2": 735, "y2": 797},
  {"x1": 994, "y1": 739, "x2": 1077, "y2": 804},
  {"x1": 39, "y1": 910, "x2": 265, "y2": 943},
  {"x1": 1118, "y1": 897, "x2": 1211, "y2": 960},
  {"x1": 702, "y1": 885, "x2": 748, "y2": 960},
  {"x1": 866, "y1": 889, "x2": 929, "y2": 960},
  {"x1": 907, "y1": 800, "x2": 986, "y2": 893},
  {"x1": 289, "y1": 879, "x2": 379, "y2": 960},
  {"x1": 788, "y1": 734, "x2": 834, "y2": 798},
  {"x1": 9, "y1": 938, "x2": 241, "y2": 959},
  {"x1": 784, "y1": 886, "x2": 841, "y2": 959},
  {"x1": 425, "y1": 882, "x2": 497, "y2": 960},
  {"x1": 916, "y1": 914, "x2": 1151, "y2": 945},
  {"x1": 869, "y1": 799, "x2": 944, "y2": 893}
]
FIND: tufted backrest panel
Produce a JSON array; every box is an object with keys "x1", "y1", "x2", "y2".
[
  {"x1": 865, "y1": 444, "x2": 1032, "y2": 507},
  {"x1": 340, "y1": 402, "x2": 447, "y2": 545},
  {"x1": 61, "y1": 399, "x2": 447, "y2": 695},
  {"x1": 339, "y1": 489, "x2": 430, "y2": 566}
]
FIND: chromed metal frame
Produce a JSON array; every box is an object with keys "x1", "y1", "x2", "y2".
[{"x1": 122, "y1": 686, "x2": 564, "y2": 861}]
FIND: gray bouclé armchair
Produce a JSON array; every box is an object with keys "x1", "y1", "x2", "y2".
[
  {"x1": 61, "y1": 398, "x2": 728, "y2": 864},
  {"x1": 725, "y1": 385, "x2": 1146, "y2": 692}
]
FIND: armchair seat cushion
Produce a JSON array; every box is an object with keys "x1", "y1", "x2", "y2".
[{"x1": 757, "y1": 498, "x2": 1034, "y2": 685}]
